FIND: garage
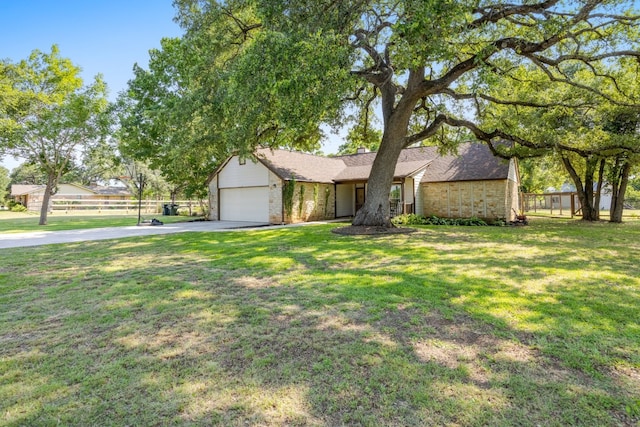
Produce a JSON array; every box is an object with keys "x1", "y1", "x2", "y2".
[{"x1": 219, "y1": 187, "x2": 270, "y2": 222}]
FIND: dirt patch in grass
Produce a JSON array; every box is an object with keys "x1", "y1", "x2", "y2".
[{"x1": 332, "y1": 225, "x2": 416, "y2": 235}]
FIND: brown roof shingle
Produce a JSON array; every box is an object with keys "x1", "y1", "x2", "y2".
[
  {"x1": 241, "y1": 143, "x2": 510, "y2": 184},
  {"x1": 420, "y1": 143, "x2": 510, "y2": 183},
  {"x1": 254, "y1": 148, "x2": 347, "y2": 183},
  {"x1": 10, "y1": 185, "x2": 43, "y2": 196},
  {"x1": 334, "y1": 146, "x2": 437, "y2": 181}
]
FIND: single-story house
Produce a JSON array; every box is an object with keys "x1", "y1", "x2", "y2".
[
  {"x1": 545, "y1": 183, "x2": 613, "y2": 211},
  {"x1": 207, "y1": 142, "x2": 520, "y2": 224},
  {"x1": 10, "y1": 183, "x2": 132, "y2": 212}
]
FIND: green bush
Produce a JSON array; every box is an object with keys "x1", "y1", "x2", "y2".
[
  {"x1": 10, "y1": 203, "x2": 27, "y2": 212},
  {"x1": 455, "y1": 217, "x2": 488, "y2": 226},
  {"x1": 490, "y1": 218, "x2": 508, "y2": 227},
  {"x1": 392, "y1": 214, "x2": 491, "y2": 227}
]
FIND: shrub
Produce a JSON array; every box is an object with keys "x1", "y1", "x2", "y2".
[
  {"x1": 392, "y1": 214, "x2": 489, "y2": 226},
  {"x1": 10, "y1": 203, "x2": 27, "y2": 212},
  {"x1": 392, "y1": 213, "x2": 427, "y2": 225},
  {"x1": 490, "y1": 218, "x2": 508, "y2": 227},
  {"x1": 456, "y1": 217, "x2": 487, "y2": 226}
]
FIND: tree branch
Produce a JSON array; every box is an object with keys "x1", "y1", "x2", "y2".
[
  {"x1": 470, "y1": 0, "x2": 561, "y2": 29},
  {"x1": 445, "y1": 115, "x2": 640, "y2": 159},
  {"x1": 440, "y1": 87, "x2": 590, "y2": 109}
]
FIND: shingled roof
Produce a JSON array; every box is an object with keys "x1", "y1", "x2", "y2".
[
  {"x1": 254, "y1": 148, "x2": 346, "y2": 183},
  {"x1": 88, "y1": 186, "x2": 133, "y2": 196},
  {"x1": 10, "y1": 185, "x2": 43, "y2": 196},
  {"x1": 420, "y1": 143, "x2": 511, "y2": 183},
  {"x1": 238, "y1": 142, "x2": 510, "y2": 184},
  {"x1": 334, "y1": 146, "x2": 437, "y2": 181}
]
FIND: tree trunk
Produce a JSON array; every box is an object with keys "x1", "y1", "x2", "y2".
[
  {"x1": 610, "y1": 160, "x2": 631, "y2": 223},
  {"x1": 351, "y1": 68, "x2": 422, "y2": 228},
  {"x1": 39, "y1": 174, "x2": 57, "y2": 225},
  {"x1": 594, "y1": 158, "x2": 605, "y2": 216},
  {"x1": 352, "y1": 133, "x2": 405, "y2": 227},
  {"x1": 562, "y1": 156, "x2": 599, "y2": 221},
  {"x1": 352, "y1": 100, "x2": 417, "y2": 226}
]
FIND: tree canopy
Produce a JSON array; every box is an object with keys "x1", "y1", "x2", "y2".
[
  {"x1": 467, "y1": 58, "x2": 640, "y2": 221},
  {"x1": 0, "y1": 46, "x2": 111, "y2": 224},
  {"x1": 0, "y1": 166, "x2": 9, "y2": 205},
  {"x1": 117, "y1": 36, "x2": 222, "y2": 201},
  {"x1": 122, "y1": 0, "x2": 640, "y2": 226}
]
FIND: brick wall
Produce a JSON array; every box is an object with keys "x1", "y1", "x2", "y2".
[
  {"x1": 284, "y1": 182, "x2": 335, "y2": 224},
  {"x1": 268, "y1": 172, "x2": 283, "y2": 224},
  {"x1": 421, "y1": 180, "x2": 513, "y2": 220}
]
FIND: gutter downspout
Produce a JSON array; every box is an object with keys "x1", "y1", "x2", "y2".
[
  {"x1": 281, "y1": 179, "x2": 285, "y2": 225},
  {"x1": 334, "y1": 183, "x2": 337, "y2": 219}
]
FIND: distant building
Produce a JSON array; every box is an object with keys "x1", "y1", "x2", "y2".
[
  {"x1": 10, "y1": 183, "x2": 132, "y2": 212},
  {"x1": 545, "y1": 183, "x2": 612, "y2": 210}
]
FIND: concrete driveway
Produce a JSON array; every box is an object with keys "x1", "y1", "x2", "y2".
[{"x1": 0, "y1": 220, "x2": 270, "y2": 249}]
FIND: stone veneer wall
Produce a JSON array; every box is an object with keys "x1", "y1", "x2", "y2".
[
  {"x1": 268, "y1": 171, "x2": 283, "y2": 224},
  {"x1": 284, "y1": 182, "x2": 335, "y2": 224},
  {"x1": 421, "y1": 180, "x2": 513, "y2": 220}
]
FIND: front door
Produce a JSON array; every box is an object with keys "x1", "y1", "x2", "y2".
[{"x1": 355, "y1": 187, "x2": 365, "y2": 213}]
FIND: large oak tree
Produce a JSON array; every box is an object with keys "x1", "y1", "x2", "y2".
[{"x1": 143, "y1": 1, "x2": 640, "y2": 227}]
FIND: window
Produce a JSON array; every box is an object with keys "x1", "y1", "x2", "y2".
[
  {"x1": 389, "y1": 184, "x2": 402, "y2": 217},
  {"x1": 389, "y1": 184, "x2": 401, "y2": 201}
]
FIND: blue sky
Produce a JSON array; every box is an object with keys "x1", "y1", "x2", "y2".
[
  {"x1": 0, "y1": 0, "x2": 182, "y2": 100},
  {"x1": 1, "y1": 0, "x2": 183, "y2": 170},
  {"x1": 0, "y1": 0, "x2": 345, "y2": 171}
]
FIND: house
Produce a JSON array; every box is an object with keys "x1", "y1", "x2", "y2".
[
  {"x1": 207, "y1": 142, "x2": 520, "y2": 224},
  {"x1": 545, "y1": 183, "x2": 613, "y2": 211},
  {"x1": 10, "y1": 183, "x2": 132, "y2": 212}
]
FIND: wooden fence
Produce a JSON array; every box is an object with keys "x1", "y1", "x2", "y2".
[
  {"x1": 48, "y1": 199, "x2": 208, "y2": 216},
  {"x1": 521, "y1": 192, "x2": 581, "y2": 217}
]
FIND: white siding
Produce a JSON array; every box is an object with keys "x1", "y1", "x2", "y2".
[
  {"x1": 403, "y1": 177, "x2": 414, "y2": 204},
  {"x1": 336, "y1": 184, "x2": 354, "y2": 217},
  {"x1": 599, "y1": 186, "x2": 612, "y2": 210},
  {"x1": 412, "y1": 169, "x2": 427, "y2": 215},
  {"x1": 220, "y1": 187, "x2": 269, "y2": 222},
  {"x1": 219, "y1": 156, "x2": 269, "y2": 188},
  {"x1": 508, "y1": 159, "x2": 519, "y2": 182}
]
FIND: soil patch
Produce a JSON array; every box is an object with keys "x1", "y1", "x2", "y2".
[{"x1": 331, "y1": 225, "x2": 416, "y2": 236}]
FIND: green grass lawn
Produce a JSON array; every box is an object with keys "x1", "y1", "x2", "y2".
[
  {"x1": 1, "y1": 219, "x2": 638, "y2": 426},
  {"x1": 0, "y1": 211, "x2": 196, "y2": 233}
]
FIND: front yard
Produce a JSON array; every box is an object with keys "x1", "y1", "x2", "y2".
[
  {"x1": 0, "y1": 211, "x2": 194, "y2": 233},
  {"x1": 0, "y1": 219, "x2": 638, "y2": 426}
]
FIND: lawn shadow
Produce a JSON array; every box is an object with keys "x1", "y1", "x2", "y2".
[{"x1": 1, "y1": 222, "x2": 638, "y2": 426}]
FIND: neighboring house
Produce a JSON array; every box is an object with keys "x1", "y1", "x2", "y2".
[
  {"x1": 545, "y1": 183, "x2": 613, "y2": 210},
  {"x1": 87, "y1": 185, "x2": 133, "y2": 201},
  {"x1": 10, "y1": 183, "x2": 132, "y2": 212},
  {"x1": 208, "y1": 142, "x2": 520, "y2": 224}
]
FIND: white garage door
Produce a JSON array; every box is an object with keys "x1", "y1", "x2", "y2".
[{"x1": 220, "y1": 187, "x2": 269, "y2": 222}]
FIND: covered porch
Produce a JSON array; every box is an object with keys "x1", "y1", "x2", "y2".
[{"x1": 334, "y1": 177, "x2": 418, "y2": 219}]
